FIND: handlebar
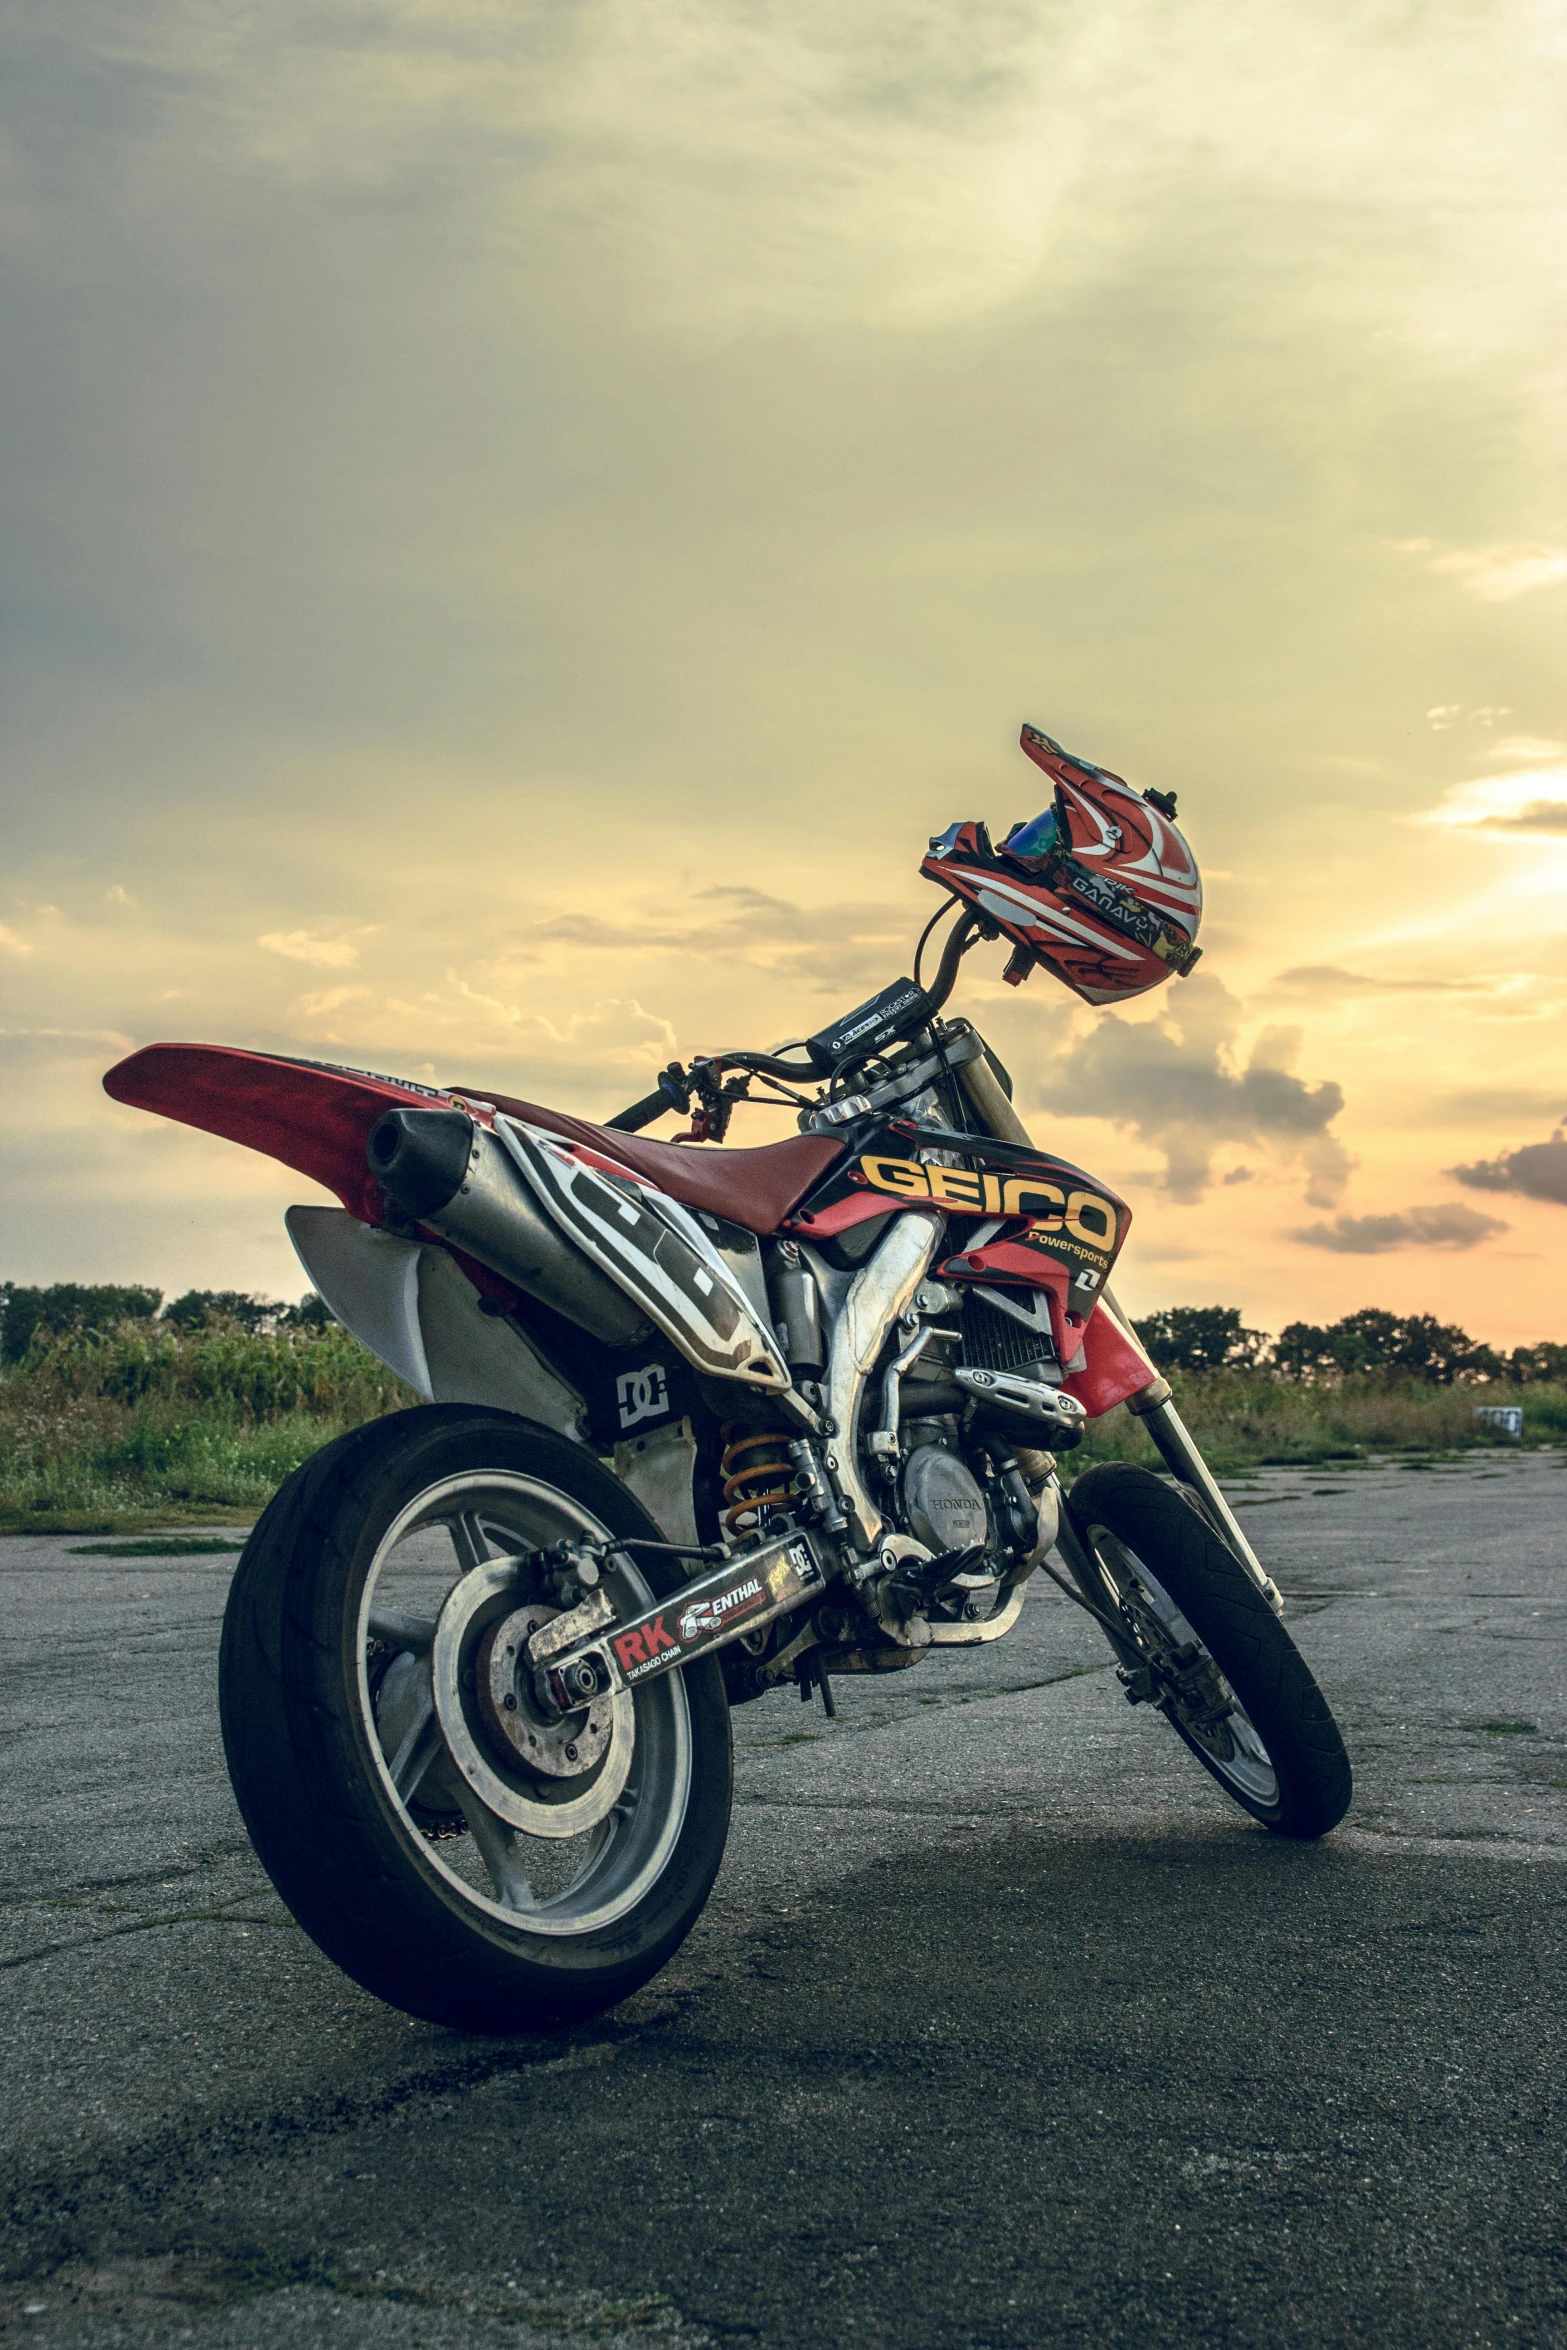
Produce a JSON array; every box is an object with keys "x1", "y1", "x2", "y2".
[
  {"x1": 602, "y1": 1085, "x2": 680, "y2": 1135},
  {"x1": 603, "y1": 910, "x2": 982, "y2": 1133}
]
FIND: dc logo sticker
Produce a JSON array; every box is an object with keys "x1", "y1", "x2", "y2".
[{"x1": 616, "y1": 1363, "x2": 669, "y2": 1430}]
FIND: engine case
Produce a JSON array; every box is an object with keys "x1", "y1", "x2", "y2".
[{"x1": 899, "y1": 1438, "x2": 990, "y2": 1555}]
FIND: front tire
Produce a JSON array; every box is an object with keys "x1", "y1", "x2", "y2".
[
  {"x1": 219, "y1": 1405, "x2": 733, "y2": 2030},
  {"x1": 1067, "y1": 1463, "x2": 1351, "y2": 1839}
]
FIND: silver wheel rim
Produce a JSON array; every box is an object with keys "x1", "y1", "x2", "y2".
[
  {"x1": 1087, "y1": 1526, "x2": 1280, "y2": 1807},
  {"x1": 356, "y1": 1470, "x2": 692, "y2": 1937}
]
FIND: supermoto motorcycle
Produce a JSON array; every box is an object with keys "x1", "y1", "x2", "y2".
[{"x1": 104, "y1": 724, "x2": 1351, "y2": 2029}]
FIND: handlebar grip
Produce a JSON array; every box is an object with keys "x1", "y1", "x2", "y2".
[{"x1": 604, "y1": 1088, "x2": 674, "y2": 1134}]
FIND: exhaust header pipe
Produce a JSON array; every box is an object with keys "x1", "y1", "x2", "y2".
[{"x1": 367, "y1": 1108, "x2": 650, "y2": 1348}]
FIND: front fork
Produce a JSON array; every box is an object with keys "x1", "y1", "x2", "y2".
[
  {"x1": 1048, "y1": 1387, "x2": 1281, "y2": 1624},
  {"x1": 1123, "y1": 1382, "x2": 1283, "y2": 1615}
]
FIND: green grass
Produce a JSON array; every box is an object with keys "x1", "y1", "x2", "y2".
[
  {"x1": 2, "y1": 1318, "x2": 1561, "y2": 1534},
  {"x1": 67, "y1": 1536, "x2": 247, "y2": 1557},
  {"x1": 1050, "y1": 1367, "x2": 1567, "y2": 1485},
  {"x1": 0, "y1": 1320, "x2": 416, "y2": 1533}
]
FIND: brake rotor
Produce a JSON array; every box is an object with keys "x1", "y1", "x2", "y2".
[
  {"x1": 429, "y1": 1559, "x2": 635, "y2": 1840},
  {"x1": 475, "y1": 1604, "x2": 616, "y2": 1780}
]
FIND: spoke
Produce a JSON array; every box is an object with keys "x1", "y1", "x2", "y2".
[
  {"x1": 387, "y1": 1692, "x2": 443, "y2": 1800},
  {"x1": 456, "y1": 1792, "x2": 537, "y2": 1910},
  {"x1": 368, "y1": 1610, "x2": 437, "y2": 1653},
  {"x1": 575, "y1": 1816, "x2": 615, "y2": 1875},
  {"x1": 1231, "y1": 1712, "x2": 1270, "y2": 1763},
  {"x1": 448, "y1": 1510, "x2": 493, "y2": 1574}
]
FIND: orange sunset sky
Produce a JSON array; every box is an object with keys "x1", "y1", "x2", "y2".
[{"x1": 3, "y1": 1, "x2": 1564, "y2": 1347}]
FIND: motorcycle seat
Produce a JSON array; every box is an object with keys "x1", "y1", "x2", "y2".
[{"x1": 462, "y1": 1089, "x2": 846, "y2": 1237}]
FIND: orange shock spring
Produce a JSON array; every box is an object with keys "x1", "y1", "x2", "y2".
[{"x1": 720, "y1": 1428, "x2": 795, "y2": 1536}]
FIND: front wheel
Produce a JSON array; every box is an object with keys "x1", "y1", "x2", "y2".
[
  {"x1": 219, "y1": 1405, "x2": 733, "y2": 2030},
  {"x1": 1066, "y1": 1463, "x2": 1351, "y2": 1839}
]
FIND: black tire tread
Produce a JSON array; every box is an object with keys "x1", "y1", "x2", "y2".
[
  {"x1": 220, "y1": 1405, "x2": 733, "y2": 2030},
  {"x1": 1067, "y1": 1461, "x2": 1352, "y2": 1838}
]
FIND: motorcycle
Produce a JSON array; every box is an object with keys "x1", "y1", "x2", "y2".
[{"x1": 103, "y1": 725, "x2": 1351, "y2": 2029}]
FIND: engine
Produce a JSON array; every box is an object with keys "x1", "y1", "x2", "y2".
[
  {"x1": 899, "y1": 1434, "x2": 990, "y2": 1555},
  {"x1": 859, "y1": 1274, "x2": 1070, "y2": 1624},
  {"x1": 717, "y1": 1241, "x2": 1077, "y2": 1702}
]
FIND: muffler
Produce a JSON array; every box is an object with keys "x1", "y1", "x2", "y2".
[{"x1": 367, "y1": 1108, "x2": 650, "y2": 1347}]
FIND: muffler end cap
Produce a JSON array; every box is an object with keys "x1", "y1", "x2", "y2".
[{"x1": 366, "y1": 1106, "x2": 474, "y2": 1221}]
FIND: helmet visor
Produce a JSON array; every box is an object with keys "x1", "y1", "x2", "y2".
[{"x1": 1001, "y1": 806, "x2": 1061, "y2": 863}]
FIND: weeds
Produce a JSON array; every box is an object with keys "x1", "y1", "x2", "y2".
[
  {"x1": 0, "y1": 1320, "x2": 415, "y2": 1532},
  {"x1": 2, "y1": 1314, "x2": 1561, "y2": 1534},
  {"x1": 1054, "y1": 1367, "x2": 1567, "y2": 1484}
]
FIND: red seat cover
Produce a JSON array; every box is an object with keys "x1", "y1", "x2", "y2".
[{"x1": 459, "y1": 1088, "x2": 843, "y2": 1236}]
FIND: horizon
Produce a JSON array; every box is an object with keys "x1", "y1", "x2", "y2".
[
  {"x1": 3, "y1": 3, "x2": 1564, "y2": 1345},
  {"x1": 2, "y1": 1271, "x2": 1559, "y2": 1364}
]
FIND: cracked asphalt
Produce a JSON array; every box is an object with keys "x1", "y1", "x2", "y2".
[{"x1": 3, "y1": 1449, "x2": 1565, "y2": 2348}]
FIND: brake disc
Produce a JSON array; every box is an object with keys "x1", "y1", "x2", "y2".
[
  {"x1": 430, "y1": 1560, "x2": 635, "y2": 1840},
  {"x1": 475, "y1": 1603, "x2": 616, "y2": 1780}
]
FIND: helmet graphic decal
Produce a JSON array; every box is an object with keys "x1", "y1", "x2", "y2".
[{"x1": 922, "y1": 725, "x2": 1204, "y2": 1006}]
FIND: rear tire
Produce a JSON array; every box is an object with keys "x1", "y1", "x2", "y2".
[
  {"x1": 220, "y1": 1405, "x2": 733, "y2": 2030},
  {"x1": 1067, "y1": 1463, "x2": 1351, "y2": 1839}
]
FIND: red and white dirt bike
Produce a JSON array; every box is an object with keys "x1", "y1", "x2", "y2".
[{"x1": 104, "y1": 726, "x2": 1351, "y2": 2029}]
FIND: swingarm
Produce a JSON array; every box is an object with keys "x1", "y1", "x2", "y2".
[{"x1": 532, "y1": 1527, "x2": 831, "y2": 1710}]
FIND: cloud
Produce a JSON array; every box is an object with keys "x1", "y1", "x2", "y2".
[
  {"x1": 57, "y1": 0, "x2": 1556, "y2": 343},
  {"x1": 1397, "y1": 541, "x2": 1567, "y2": 601},
  {"x1": 1425, "y1": 704, "x2": 1514, "y2": 733},
  {"x1": 1409, "y1": 1086, "x2": 1567, "y2": 1128},
  {"x1": 1294, "y1": 1203, "x2": 1506, "y2": 1254},
  {"x1": 106, "y1": 884, "x2": 136, "y2": 907},
  {"x1": 1474, "y1": 801, "x2": 1567, "y2": 835},
  {"x1": 258, "y1": 929, "x2": 361, "y2": 969},
  {"x1": 1038, "y1": 977, "x2": 1350, "y2": 1205},
  {"x1": 1451, "y1": 1129, "x2": 1567, "y2": 1208},
  {"x1": 438, "y1": 991, "x2": 682, "y2": 1080},
  {"x1": 290, "y1": 985, "x2": 374, "y2": 1019},
  {"x1": 0, "y1": 925, "x2": 35, "y2": 957},
  {"x1": 1269, "y1": 964, "x2": 1479, "y2": 1000},
  {"x1": 1494, "y1": 736, "x2": 1566, "y2": 763},
  {"x1": 0, "y1": 1025, "x2": 136, "y2": 1062},
  {"x1": 507, "y1": 885, "x2": 912, "y2": 996},
  {"x1": 1415, "y1": 768, "x2": 1567, "y2": 838}
]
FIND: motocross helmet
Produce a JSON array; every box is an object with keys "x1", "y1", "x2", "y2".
[{"x1": 922, "y1": 723, "x2": 1203, "y2": 1006}]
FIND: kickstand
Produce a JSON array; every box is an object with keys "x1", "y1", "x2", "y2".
[{"x1": 799, "y1": 1656, "x2": 837, "y2": 1717}]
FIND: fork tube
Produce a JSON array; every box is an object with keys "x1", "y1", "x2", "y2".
[{"x1": 1125, "y1": 1391, "x2": 1284, "y2": 1616}]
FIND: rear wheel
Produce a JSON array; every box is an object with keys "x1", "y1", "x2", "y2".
[
  {"x1": 1067, "y1": 1463, "x2": 1351, "y2": 1838},
  {"x1": 220, "y1": 1405, "x2": 733, "y2": 2029}
]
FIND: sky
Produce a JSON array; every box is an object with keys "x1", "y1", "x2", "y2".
[{"x1": 2, "y1": 0, "x2": 1565, "y2": 1346}]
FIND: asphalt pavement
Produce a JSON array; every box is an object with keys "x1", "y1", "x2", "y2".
[{"x1": 3, "y1": 1450, "x2": 1565, "y2": 2348}]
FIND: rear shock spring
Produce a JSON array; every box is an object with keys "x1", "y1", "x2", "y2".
[{"x1": 720, "y1": 1428, "x2": 795, "y2": 1536}]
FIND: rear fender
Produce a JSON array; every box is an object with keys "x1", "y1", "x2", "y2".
[{"x1": 103, "y1": 1043, "x2": 475, "y2": 1221}]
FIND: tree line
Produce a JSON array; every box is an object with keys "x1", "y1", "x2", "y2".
[
  {"x1": 1133, "y1": 1304, "x2": 1567, "y2": 1385},
  {"x1": 0, "y1": 1282, "x2": 331, "y2": 1364},
  {"x1": 3, "y1": 1281, "x2": 1563, "y2": 1389}
]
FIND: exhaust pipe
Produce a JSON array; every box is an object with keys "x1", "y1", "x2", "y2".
[{"x1": 367, "y1": 1108, "x2": 651, "y2": 1348}]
